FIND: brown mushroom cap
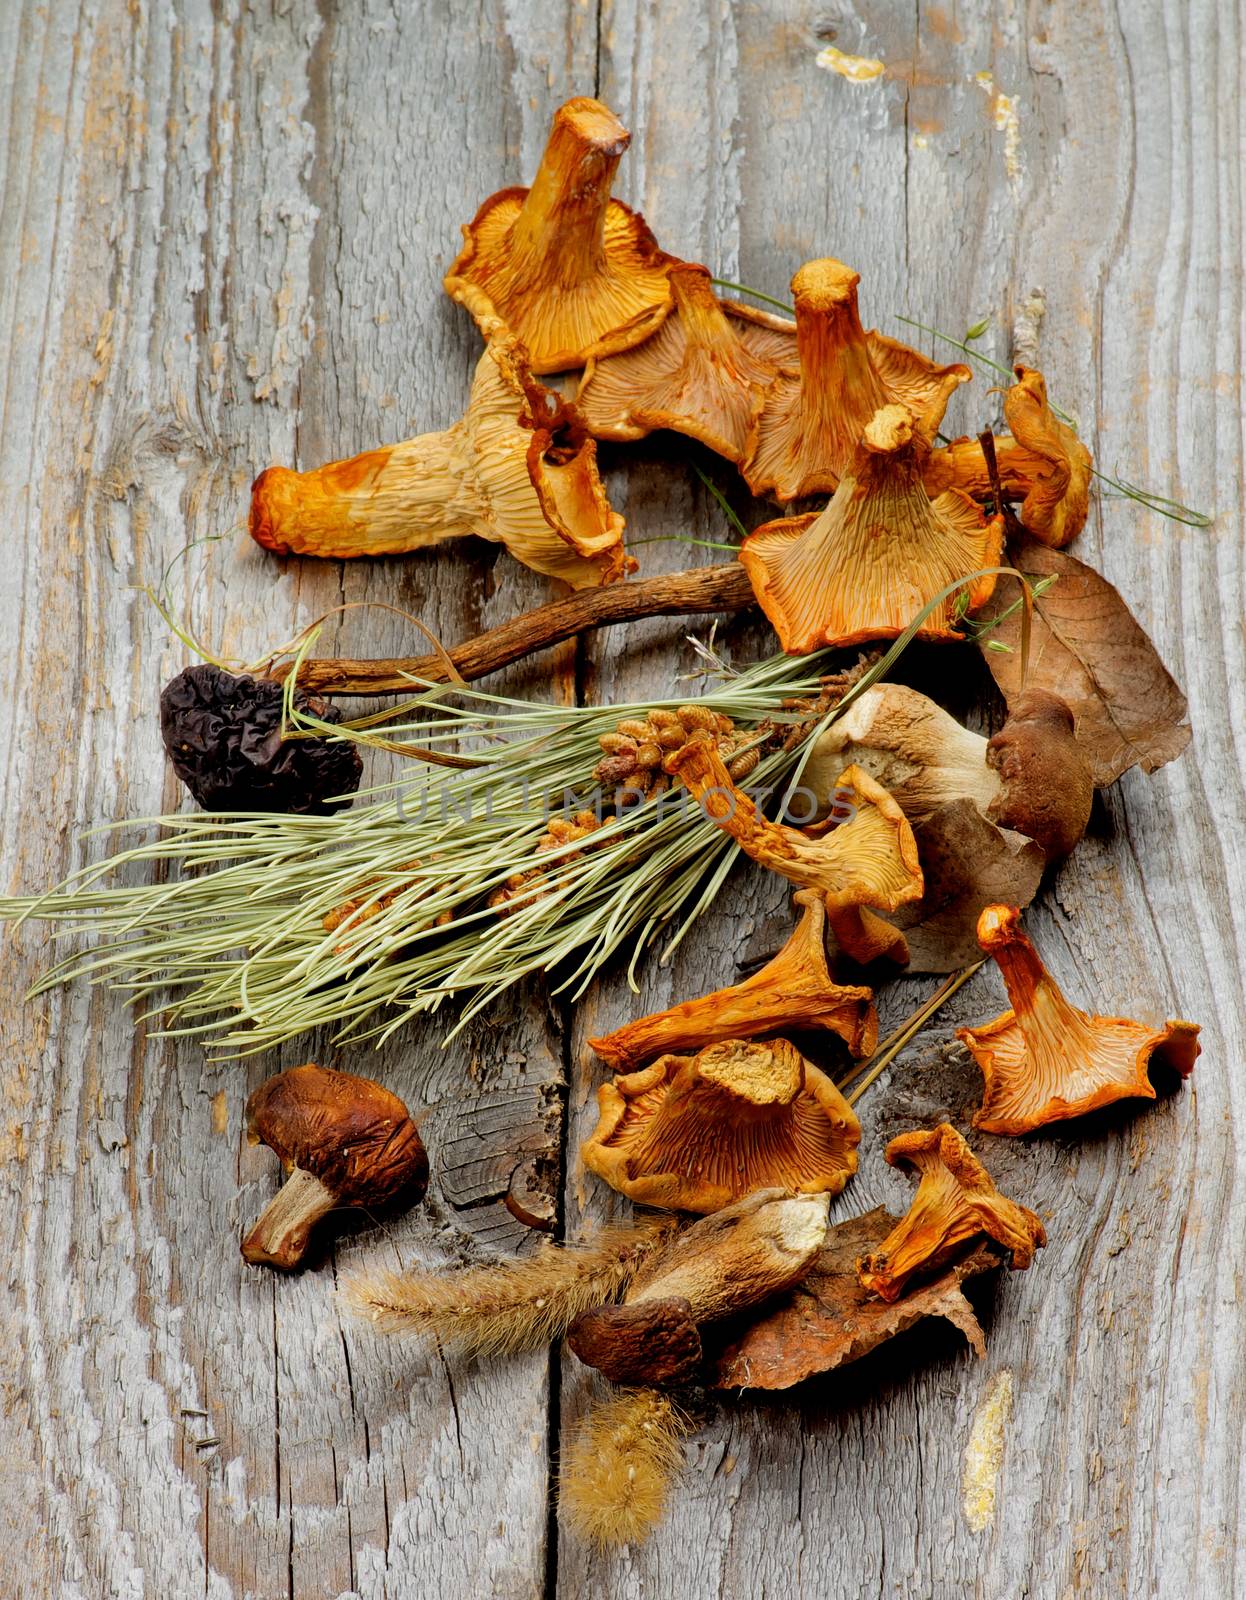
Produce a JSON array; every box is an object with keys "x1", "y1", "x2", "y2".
[
  {"x1": 444, "y1": 97, "x2": 674, "y2": 373},
  {"x1": 740, "y1": 403, "x2": 1003, "y2": 654},
  {"x1": 567, "y1": 1296, "x2": 703, "y2": 1387},
  {"x1": 857, "y1": 1122, "x2": 1045, "y2": 1302},
  {"x1": 957, "y1": 904, "x2": 1201, "y2": 1136},
  {"x1": 985, "y1": 690, "x2": 1094, "y2": 860},
  {"x1": 581, "y1": 1038, "x2": 860, "y2": 1213}
]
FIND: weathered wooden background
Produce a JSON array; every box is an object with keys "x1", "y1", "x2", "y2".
[{"x1": 2, "y1": 1, "x2": 1241, "y2": 1595}]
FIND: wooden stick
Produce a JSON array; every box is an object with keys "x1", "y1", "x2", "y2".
[{"x1": 281, "y1": 563, "x2": 755, "y2": 696}]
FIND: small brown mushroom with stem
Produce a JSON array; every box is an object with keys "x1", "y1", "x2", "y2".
[
  {"x1": 740, "y1": 402, "x2": 1003, "y2": 654},
  {"x1": 924, "y1": 366, "x2": 1093, "y2": 548},
  {"x1": 242, "y1": 1064, "x2": 428, "y2": 1270},
  {"x1": 857, "y1": 1123, "x2": 1046, "y2": 1302},
  {"x1": 574, "y1": 263, "x2": 781, "y2": 461},
  {"x1": 588, "y1": 889, "x2": 877, "y2": 1071},
  {"x1": 956, "y1": 904, "x2": 1201, "y2": 1135},
  {"x1": 742, "y1": 258, "x2": 972, "y2": 502},
  {"x1": 582, "y1": 1038, "x2": 860, "y2": 1214},
  {"x1": 444, "y1": 97, "x2": 675, "y2": 373},
  {"x1": 249, "y1": 334, "x2": 631, "y2": 589},
  {"x1": 568, "y1": 1188, "x2": 831, "y2": 1386}
]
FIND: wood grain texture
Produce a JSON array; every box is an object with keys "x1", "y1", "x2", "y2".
[{"x1": 1, "y1": 2, "x2": 1241, "y2": 1598}]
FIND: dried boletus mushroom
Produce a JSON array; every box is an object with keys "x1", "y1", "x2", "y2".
[
  {"x1": 581, "y1": 1038, "x2": 860, "y2": 1214},
  {"x1": 743, "y1": 258, "x2": 971, "y2": 502},
  {"x1": 574, "y1": 263, "x2": 779, "y2": 461},
  {"x1": 802, "y1": 681, "x2": 1095, "y2": 861},
  {"x1": 925, "y1": 366, "x2": 1093, "y2": 548},
  {"x1": 444, "y1": 97, "x2": 674, "y2": 373},
  {"x1": 957, "y1": 904, "x2": 1201, "y2": 1136},
  {"x1": 740, "y1": 401, "x2": 1003, "y2": 654},
  {"x1": 242, "y1": 1064, "x2": 428, "y2": 1269},
  {"x1": 589, "y1": 889, "x2": 876, "y2": 1070},
  {"x1": 568, "y1": 1189, "x2": 830, "y2": 1386},
  {"x1": 249, "y1": 334, "x2": 631, "y2": 589},
  {"x1": 857, "y1": 1123, "x2": 1045, "y2": 1302}
]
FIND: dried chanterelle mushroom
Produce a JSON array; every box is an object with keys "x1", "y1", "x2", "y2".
[
  {"x1": 740, "y1": 402, "x2": 1003, "y2": 654},
  {"x1": 568, "y1": 1188, "x2": 831, "y2": 1386},
  {"x1": 589, "y1": 889, "x2": 877, "y2": 1071},
  {"x1": 444, "y1": 97, "x2": 675, "y2": 373},
  {"x1": 242, "y1": 1064, "x2": 428, "y2": 1269},
  {"x1": 574, "y1": 262, "x2": 780, "y2": 462},
  {"x1": 957, "y1": 904, "x2": 1201, "y2": 1136},
  {"x1": 249, "y1": 333, "x2": 631, "y2": 589},
  {"x1": 742, "y1": 258, "x2": 971, "y2": 502},
  {"x1": 582, "y1": 1037, "x2": 861, "y2": 1213},
  {"x1": 857, "y1": 1123, "x2": 1046, "y2": 1302},
  {"x1": 925, "y1": 366, "x2": 1093, "y2": 548},
  {"x1": 803, "y1": 681, "x2": 1095, "y2": 861}
]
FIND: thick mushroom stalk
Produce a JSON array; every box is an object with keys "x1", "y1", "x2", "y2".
[
  {"x1": 857, "y1": 1123, "x2": 1046, "y2": 1302},
  {"x1": 924, "y1": 366, "x2": 1093, "y2": 547},
  {"x1": 574, "y1": 263, "x2": 779, "y2": 460},
  {"x1": 743, "y1": 258, "x2": 971, "y2": 501},
  {"x1": 666, "y1": 733, "x2": 923, "y2": 936},
  {"x1": 582, "y1": 1038, "x2": 861, "y2": 1213},
  {"x1": 588, "y1": 889, "x2": 877, "y2": 1070},
  {"x1": 740, "y1": 403, "x2": 1003, "y2": 654},
  {"x1": 249, "y1": 336, "x2": 631, "y2": 589},
  {"x1": 957, "y1": 905, "x2": 1201, "y2": 1135},
  {"x1": 242, "y1": 1064, "x2": 428, "y2": 1270},
  {"x1": 802, "y1": 682, "x2": 1095, "y2": 861},
  {"x1": 444, "y1": 97, "x2": 674, "y2": 372}
]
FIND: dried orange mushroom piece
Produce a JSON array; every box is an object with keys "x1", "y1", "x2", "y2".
[
  {"x1": 740, "y1": 403, "x2": 1003, "y2": 653},
  {"x1": 589, "y1": 889, "x2": 877, "y2": 1071},
  {"x1": 667, "y1": 735, "x2": 923, "y2": 924},
  {"x1": 574, "y1": 264, "x2": 779, "y2": 461},
  {"x1": 925, "y1": 367, "x2": 1093, "y2": 547},
  {"x1": 444, "y1": 97, "x2": 674, "y2": 373},
  {"x1": 957, "y1": 904, "x2": 1201, "y2": 1135},
  {"x1": 249, "y1": 336, "x2": 631, "y2": 589},
  {"x1": 857, "y1": 1123, "x2": 1045, "y2": 1302},
  {"x1": 743, "y1": 258, "x2": 971, "y2": 502},
  {"x1": 582, "y1": 1038, "x2": 861, "y2": 1214}
]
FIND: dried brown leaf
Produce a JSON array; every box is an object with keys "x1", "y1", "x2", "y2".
[
  {"x1": 710, "y1": 1207, "x2": 1001, "y2": 1391},
  {"x1": 975, "y1": 535, "x2": 1190, "y2": 785}
]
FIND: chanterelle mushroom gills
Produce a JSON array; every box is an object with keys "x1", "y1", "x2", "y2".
[
  {"x1": 742, "y1": 258, "x2": 972, "y2": 502},
  {"x1": 740, "y1": 402, "x2": 1003, "y2": 654},
  {"x1": 574, "y1": 263, "x2": 779, "y2": 461},
  {"x1": 857, "y1": 1122, "x2": 1045, "y2": 1302},
  {"x1": 802, "y1": 682, "x2": 1094, "y2": 860},
  {"x1": 242, "y1": 1064, "x2": 428, "y2": 1270},
  {"x1": 444, "y1": 97, "x2": 675, "y2": 373},
  {"x1": 588, "y1": 889, "x2": 877, "y2": 1071},
  {"x1": 249, "y1": 335, "x2": 631, "y2": 589},
  {"x1": 582, "y1": 1038, "x2": 861, "y2": 1213},
  {"x1": 924, "y1": 366, "x2": 1092, "y2": 548},
  {"x1": 957, "y1": 904, "x2": 1201, "y2": 1136}
]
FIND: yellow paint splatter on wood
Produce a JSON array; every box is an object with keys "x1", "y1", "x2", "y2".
[
  {"x1": 816, "y1": 45, "x2": 885, "y2": 83},
  {"x1": 211, "y1": 1089, "x2": 229, "y2": 1135},
  {"x1": 962, "y1": 1370, "x2": 1013, "y2": 1532}
]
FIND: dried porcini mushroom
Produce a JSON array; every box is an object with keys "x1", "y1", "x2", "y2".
[
  {"x1": 249, "y1": 335, "x2": 631, "y2": 589},
  {"x1": 926, "y1": 366, "x2": 1092, "y2": 547},
  {"x1": 593, "y1": 703, "x2": 759, "y2": 807},
  {"x1": 444, "y1": 97, "x2": 674, "y2": 373},
  {"x1": 582, "y1": 1038, "x2": 860, "y2": 1213},
  {"x1": 589, "y1": 889, "x2": 876, "y2": 1071},
  {"x1": 857, "y1": 1123, "x2": 1045, "y2": 1302},
  {"x1": 667, "y1": 734, "x2": 923, "y2": 930},
  {"x1": 743, "y1": 258, "x2": 971, "y2": 502},
  {"x1": 740, "y1": 403, "x2": 1003, "y2": 654},
  {"x1": 242, "y1": 1064, "x2": 427, "y2": 1270},
  {"x1": 803, "y1": 681, "x2": 1094, "y2": 862},
  {"x1": 957, "y1": 904, "x2": 1201, "y2": 1136},
  {"x1": 575, "y1": 263, "x2": 779, "y2": 461},
  {"x1": 569, "y1": 1189, "x2": 831, "y2": 1386}
]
